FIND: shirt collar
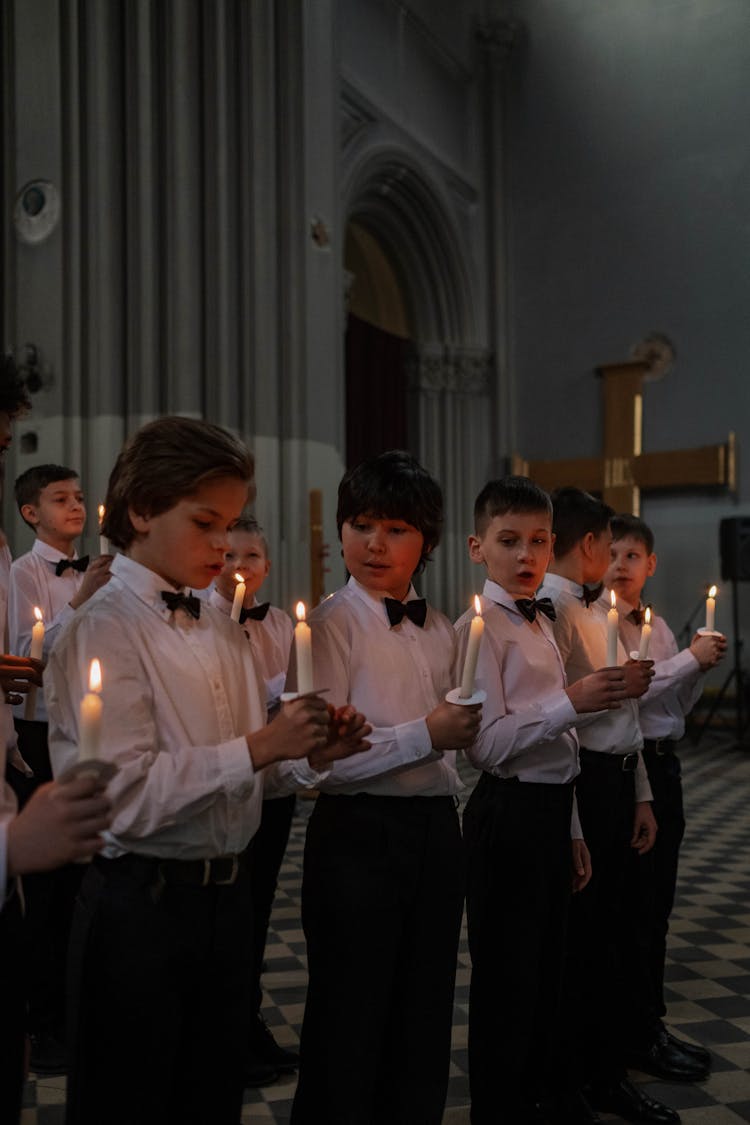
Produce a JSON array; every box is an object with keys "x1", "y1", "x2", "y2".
[
  {"x1": 111, "y1": 553, "x2": 186, "y2": 619},
  {"x1": 482, "y1": 578, "x2": 528, "y2": 615},
  {"x1": 539, "y1": 571, "x2": 581, "y2": 597},
  {"x1": 32, "y1": 538, "x2": 79, "y2": 565},
  {"x1": 346, "y1": 574, "x2": 420, "y2": 621}
]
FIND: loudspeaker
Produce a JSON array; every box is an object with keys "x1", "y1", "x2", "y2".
[{"x1": 720, "y1": 517, "x2": 750, "y2": 581}]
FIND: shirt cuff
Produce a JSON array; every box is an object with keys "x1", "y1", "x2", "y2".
[
  {"x1": 394, "y1": 716, "x2": 435, "y2": 762},
  {"x1": 543, "y1": 689, "x2": 578, "y2": 736},
  {"x1": 217, "y1": 736, "x2": 256, "y2": 796}
]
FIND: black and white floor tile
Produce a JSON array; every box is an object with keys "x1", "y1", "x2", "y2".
[{"x1": 23, "y1": 737, "x2": 750, "y2": 1124}]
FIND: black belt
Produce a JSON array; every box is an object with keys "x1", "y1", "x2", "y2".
[
  {"x1": 642, "y1": 738, "x2": 677, "y2": 756},
  {"x1": 95, "y1": 852, "x2": 244, "y2": 890},
  {"x1": 579, "y1": 748, "x2": 639, "y2": 772}
]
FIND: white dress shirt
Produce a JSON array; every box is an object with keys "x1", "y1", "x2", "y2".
[
  {"x1": 616, "y1": 600, "x2": 703, "y2": 741},
  {"x1": 455, "y1": 579, "x2": 582, "y2": 837},
  {"x1": 208, "y1": 589, "x2": 293, "y2": 710},
  {"x1": 46, "y1": 553, "x2": 318, "y2": 860},
  {"x1": 287, "y1": 577, "x2": 463, "y2": 797},
  {"x1": 9, "y1": 538, "x2": 88, "y2": 722},
  {"x1": 539, "y1": 572, "x2": 652, "y2": 803}
]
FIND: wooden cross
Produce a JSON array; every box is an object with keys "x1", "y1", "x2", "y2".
[{"x1": 512, "y1": 360, "x2": 736, "y2": 514}]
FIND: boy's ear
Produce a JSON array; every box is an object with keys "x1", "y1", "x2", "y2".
[
  {"x1": 468, "y1": 534, "x2": 484, "y2": 565},
  {"x1": 647, "y1": 552, "x2": 657, "y2": 578},
  {"x1": 128, "y1": 505, "x2": 150, "y2": 535},
  {"x1": 20, "y1": 503, "x2": 40, "y2": 528}
]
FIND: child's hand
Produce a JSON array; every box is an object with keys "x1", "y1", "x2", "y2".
[
  {"x1": 248, "y1": 693, "x2": 331, "y2": 767},
  {"x1": 6, "y1": 774, "x2": 112, "y2": 875},
  {"x1": 631, "y1": 800, "x2": 657, "y2": 855},
  {"x1": 690, "y1": 631, "x2": 727, "y2": 670},
  {"x1": 69, "y1": 554, "x2": 113, "y2": 608},
  {"x1": 566, "y1": 668, "x2": 627, "y2": 713},
  {"x1": 307, "y1": 704, "x2": 372, "y2": 770},
  {"x1": 571, "y1": 838, "x2": 592, "y2": 893},
  {"x1": 0, "y1": 654, "x2": 43, "y2": 705},
  {"x1": 426, "y1": 701, "x2": 482, "y2": 750},
  {"x1": 622, "y1": 659, "x2": 654, "y2": 699}
]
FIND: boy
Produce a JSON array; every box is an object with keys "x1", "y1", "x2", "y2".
[
  {"x1": 45, "y1": 416, "x2": 370, "y2": 1125},
  {"x1": 0, "y1": 354, "x2": 111, "y2": 1123},
  {"x1": 210, "y1": 517, "x2": 298, "y2": 1083},
  {"x1": 606, "y1": 514, "x2": 725, "y2": 1081},
  {"x1": 291, "y1": 450, "x2": 481, "y2": 1125},
  {"x1": 539, "y1": 488, "x2": 678, "y2": 1125},
  {"x1": 7, "y1": 464, "x2": 112, "y2": 1073},
  {"x1": 457, "y1": 476, "x2": 632, "y2": 1125}
]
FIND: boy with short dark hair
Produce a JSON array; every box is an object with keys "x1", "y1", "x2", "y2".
[
  {"x1": 45, "y1": 416, "x2": 369, "y2": 1125},
  {"x1": 291, "y1": 450, "x2": 481, "y2": 1125},
  {"x1": 540, "y1": 488, "x2": 679, "y2": 1125},
  {"x1": 8, "y1": 463, "x2": 112, "y2": 1072},
  {"x1": 606, "y1": 513, "x2": 725, "y2": 1082},
  {"x1": 458, "y1": 476, "x2": 632, "y2": 1125},
  {"x1": 210, "y1": 516, "x2": 299, "y2": 1083}
]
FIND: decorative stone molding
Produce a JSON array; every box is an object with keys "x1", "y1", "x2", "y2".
[{"x1": 408, "y1": 347, "x2": 492, "y2": 394}]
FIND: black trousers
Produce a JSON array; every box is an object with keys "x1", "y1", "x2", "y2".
[
  {"x1": 248, "y1": 793, "x2": 296, "y2": 1015},
  {"x1": 464, "y1": 773, "x2": 575, "y2": 1124},
  {"x1": 7, "y1": 719, "x2": 83, "y2": 1040},
  {"x1": 291, "y1": 793, "x2": 464, "y2": 1125},
  {"x1": 0, "y1": 893, "x2": 26, "y2": 1125},
  {"x1": 624, "y1": 748, "x2": 685, "y2": 1043},
  {"x1": 564, "y1": 751, "x2": 639, "y2": 1087},
  {"x1": 65, "y1": 854, "x2": 254, "y2": 1125}
]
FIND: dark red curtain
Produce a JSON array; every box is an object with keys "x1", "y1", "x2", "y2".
[{"x1": 345, "y1": 313, "x2": 409, "y2": 468}]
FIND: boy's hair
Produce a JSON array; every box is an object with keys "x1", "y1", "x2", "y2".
[
  {"x1": 15, "y1": 464, "x2": 79, "y2": 528},
  {"x1": 0, "y1": 353, "x2": 32, "y2": 419},
  {"x1": 229, "y1": 515, "x2": 268, "y2": 555},
  {"x1": 550, "y1": 487, "x2": 614, "y2": 559},
  {"x1": 611, "y1": 513, "x2": 655, "y2": 555},
  {"x1": 336, "y1": 449, "x2": 443, "y2": 574},
  {"x1": 102, "y1": 417, "x2": 255, "y2": 549},
  {"x1": 473, "y1": 475, "x2": 552, "y2": 536}
]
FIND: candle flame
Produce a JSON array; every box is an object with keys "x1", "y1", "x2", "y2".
[
  {"x1": 98, "y1": 504, "x2": 105, "y2": 524},
  {"x1": 708, "y1": 585, "x2": 717, "y2": 599},
  {"x1": 33, "y1": 605, "x2": 43, "y2": 623},
  {"x1": 88, "y1": 658, "x2": 102, "y2": 693},
  {"x1": 644, "y1": 606, "x2": 651, "y2": 625},
  {"x1": 473, "y1": 594, "x2": 482, "y2": 616},
  {"x1": 610, "y1": 590, "x2": 617, "y2": 608},
  {"x1": 295, "y1": 601, "x2": 307, "y2": 623},
  {"x1": 234, "y1": 573, "x2": 244, "y2": 584}
]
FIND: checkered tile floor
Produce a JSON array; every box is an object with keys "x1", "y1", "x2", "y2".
[{"x1": 22, "y1": 738, "x2": 750, "y2": 1123}]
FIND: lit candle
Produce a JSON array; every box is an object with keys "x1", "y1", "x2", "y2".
[
  {"x1": 24, "y1": 607, "x2": 45, "y2": 719},
  {"x1": 230, "y1": 572, "x2": 246, "y2": 623},
  {"x1": 606, "y1": 590, "x2": 619, "y2": 666},
  {"x1": 460, "y1": 596, "x2": 484, "y2": 699},
  {"x1": 638, "y1": 606, "x2": 652, "y2": 660},
  {"x1": 705, "y1": 585, "x2": 717, "y2": 632},
  {"x1": 294, "y1": 602, "x2": 314, "y2": 693},
  {"x1": 98, "y1": 504, "x2": 109, "y2": 555},
  {"x1": 79, "y1": 658, "x2": 103, "y2": 762}
]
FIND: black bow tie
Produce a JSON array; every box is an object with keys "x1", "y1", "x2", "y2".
[
  {"x1": 581, "y1": 582, "x2": 604, "y2": 608},
  {"x1": 239, "y1": 602, "x2": 270, "y2": 623},
  {"x1": 161, "y1": 590, "x2": 201, "y2": 620},
  {"x1": 55, "y1": 556, "x2": 89, "y2": 577},
  {"x1": 629, "y1": 607, "x2": 645, "y2": 626},
  {"x1": 514, "y1": 597, "x2": 556, "y2": 624},
  {"x1": 384, "y1": 597, "x2": 427, "y2": 628}
]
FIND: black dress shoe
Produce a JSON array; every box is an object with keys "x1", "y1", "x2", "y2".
[
  {"x1": 588, "y1": 1078, "x2": 680, "y2": 1123},
  {"x1": 250, "y1": 1014, "x2": 300, "y2": 1072},
  {"x1": 545, "y1": 1089, "x2": 603, "y2": 1124},
  {"x1": 628, "y1": 1027, "x2": 709, "y2": 1082},
  {"x1": 664, "y1": 1027, "x2": 711, "y2": 1070},
  {"x1": 244, "y1": 1057, "x2": 280, "y2": 1088},
  {"x1": 29, "y1": 1032, "x2": 69, "y2": 1076}
]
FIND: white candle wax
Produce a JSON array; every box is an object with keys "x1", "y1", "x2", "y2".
[
  {"x1": 606, "y1": 591, "x2": 619, "y2": 666},
  {"x1": 230, "y1": 573, "x2": 246, "y2": 623},
  {"x1": 460, "y1": 597, "x2": 484, "y2": 698},
  {"x1": 79, "y1": 659, "x2": 103, "y2": 761},
  {"x1": 705, "y1": 585, "x2": 717, "y2": 632},
  {"x1": 98, "y1": 505, "x2": 109, "y2": 555},
  {"x1": 638, "y1": 607, "x2": 652, "y2": 660},
  {"x1": 24, "y1": 609, "x2": 44, "y2": 719},
  {"x1": 294, "y1": 602, "x2": 313, "y2": 694}
]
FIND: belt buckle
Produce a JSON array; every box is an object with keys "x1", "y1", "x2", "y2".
[
  {"x1": 654, "y1": 739, "x2": 666, "y2": 756},
  {"x1": 214, "y1": 855, "x2": 239, "y2": 886},
  {"x1": 622, "y1": 752, "x2": 637, "y2": 772}
]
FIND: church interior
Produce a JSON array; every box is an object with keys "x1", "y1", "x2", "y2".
[{"x1": 3, "y1": 0, "x2": 750, "y2": 1122}]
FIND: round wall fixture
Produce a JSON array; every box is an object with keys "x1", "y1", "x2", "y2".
[{"x1": 13, "y1": 180, "x2": 61, "y2": 244}]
